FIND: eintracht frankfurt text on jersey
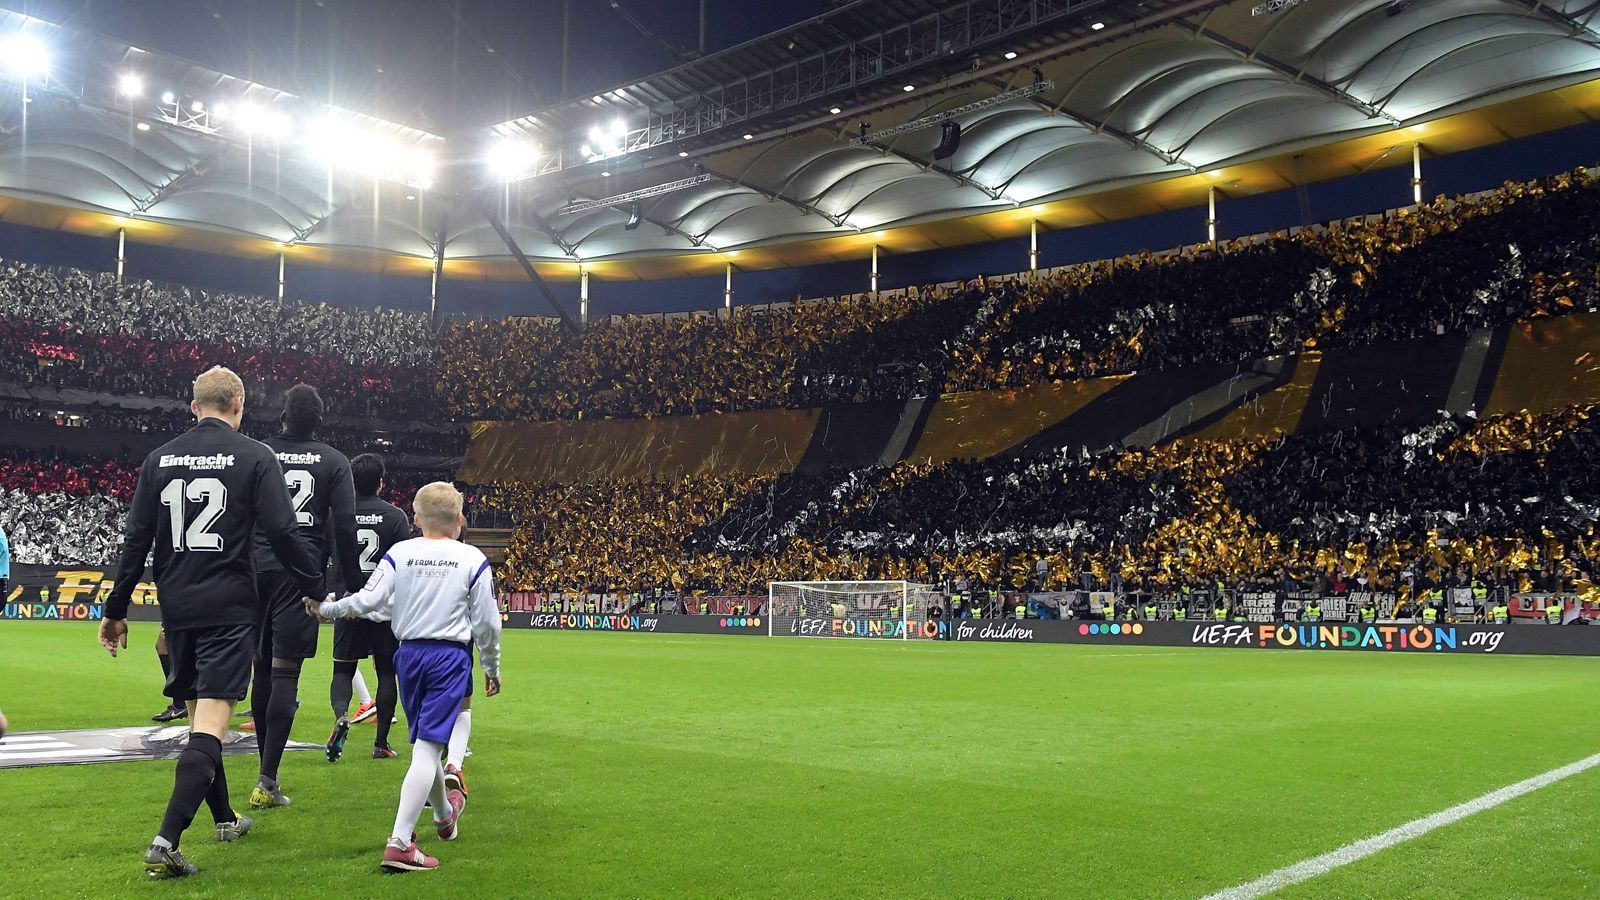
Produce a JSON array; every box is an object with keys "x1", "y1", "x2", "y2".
[{"x1": 107, "y1": 418, "x2": 323, "y2": 630}]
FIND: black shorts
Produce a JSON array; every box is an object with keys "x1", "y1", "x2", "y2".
[
  {"x1": 257, "y1": 571, "x2": 320, "y2": 661},
  {"x1": 164, "y1": 623, "x2": 256, "y2": 702},
  {"x1": 333, "y1": 618, "x2": 398, "y2": 661}
]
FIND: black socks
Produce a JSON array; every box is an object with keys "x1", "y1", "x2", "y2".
[
  {"x1": 330, "y1": 659, "x2": 358, "y2": 719},
  {"x1": 158, "y1": 732, "x2": 221, "y2": 846},
  {"x1": 258, "y1": 665, "x2": 301, "y2": 785},
  {"x1": 374, "y1": 655, "x2": 398, "y2": 748}
]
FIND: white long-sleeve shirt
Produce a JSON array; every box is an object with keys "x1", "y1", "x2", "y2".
[{"x1": 320, "y1": 536, "x2": 502, "y2": 679}]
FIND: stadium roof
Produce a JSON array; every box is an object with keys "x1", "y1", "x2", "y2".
[{"x1": 4, "y1": 0, "x2": 1600, "y2": 282}]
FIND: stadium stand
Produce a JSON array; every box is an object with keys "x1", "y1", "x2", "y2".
[{"x1": 7, "y1": 170, "x2": 1600, "y2": 606}]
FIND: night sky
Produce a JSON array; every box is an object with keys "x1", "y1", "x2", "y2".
[{"x1": 3, "y1": 0, "x2": 830, "y2": 131}]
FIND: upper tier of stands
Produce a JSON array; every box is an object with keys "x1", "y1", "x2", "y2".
[{"x1": 4, "y1": 169, "x2": 1599, "y2": 427}]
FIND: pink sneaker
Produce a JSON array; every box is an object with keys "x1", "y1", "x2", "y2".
[
  {"x1": 435, "y1": 789, "x2": 467, "y2": 841},
  {"x1": 381, "y1": 839, "x2": 438, "y2": 872}
]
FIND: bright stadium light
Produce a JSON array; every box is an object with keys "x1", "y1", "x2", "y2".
[
  {"x1": 306, "y1": 115, "x2": 359, "y2": 166},
  {"x1": 235, "y1": 103, "x2": 290, "y2": 137},
  {"x1": 3, "y1": 34, "x2": 50, "y2": 79},
  {"x1": 160, "y1": 90, "x2": 175, "y2": 104},
  {"x1": 116, "y1": 73, "x2": 144, "y2": 97},
  {"x1": 487, "y1": 140, "x2": 538, "y2": 180}
]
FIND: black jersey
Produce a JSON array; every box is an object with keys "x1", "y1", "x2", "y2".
[
  {"x1": 251, "y1": 432, "x2": 364, "y2": 593},
  {"x1": 352, "y1": 494, "x2": 415, "y2": 582},
  {"x1": 107, "y1": 418, "x2": 321, "y2": 629}
]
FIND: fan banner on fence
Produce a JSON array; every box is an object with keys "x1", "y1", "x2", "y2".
[
  {"x1": 947, "y1": 619, "x2": 1599, "y2": 655},
  {"x1": 3, "y1": 564, "x2": 159, "y2": 622},
  {"x1": 502, "y1": 612, "x2": 766, "y2": 635}
]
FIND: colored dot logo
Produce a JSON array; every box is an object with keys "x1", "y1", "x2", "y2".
[
  {"x1": 720, "y1": 617, "x2": 760, "y2": 628},
  {"x1": 1079, "y1": 623, "x2": 1145, "y2": 637}
]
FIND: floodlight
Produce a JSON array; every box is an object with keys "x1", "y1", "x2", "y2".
[
  {"x1": 1091, "y1": 21, "x2": 1105, "y2": 30},
  {"x1": 1004, "y1": 51, "x2": 1018, "y2": 60},
  {"x1": 487, "y1": 140, "x2": 537, "y2": 180},
  {"x1": 829, "y1": 106, "x2": 841, "y2": 114},
  {"x1": 903, "y1": 84, "x2": 915, "y2": 92},
  {"x1": 161, "y1": 90, "x2": 175, "y2": 104},
  {"x1": 610, "y1": 118, "x2": 625, "y2": 138},
  {"x1": 190, "y1": 99, "x2": 204, "y2": 112},
  {"x1": 117, "y1": 73, "x2": 144, "y2": 97},
  {"x1": 405, "y1": 147, "x2": 437, "y2": 185},
  {"x1": 235, "y1": 103, "x2": 286, "y2": 136},
  {"x1": 135, "y1": 121, "x2": 151, "y2": 131},
  {"x1": 3, "y1": 34, "x2": 49, "y2": 79}
]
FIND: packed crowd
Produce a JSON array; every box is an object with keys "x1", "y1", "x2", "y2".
[
  {"x1": 4, "y1": 170, "x2": 1599, "y2": 431},
  {"x1": 445, "y1": 169, "x2": 1600, "y2": 420},
  {"x1": 0, "y1": 260, "x2": 434, "y2": 367},
  {"x1": 947, "y1": 169, "x2": 1600, "y2": 390},
  {"x1": 439, "y1": 283, "x2": 988, "y2": 420},
  {"x1": 475, "y1": 403, "x2": 1600, "y2": 601},
  {"x1": 0, "y1": 451, "x2": 138, "y2": 565},
  {"x1": 9, "y1": 169, "x2": 1600, "y2": 584},
  {"x1": 0, "y1": 399, "x2": 470, "y2": 459}
]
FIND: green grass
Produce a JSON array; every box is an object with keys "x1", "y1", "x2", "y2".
[{"x1": 2, "y1": 624, "x2": 1598, "y2": 898}]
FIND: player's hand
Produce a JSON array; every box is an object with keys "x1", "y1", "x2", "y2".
[
  {"x1": 303, "y1": 597, "x2": 329, "y2": 623},
  {"x1": 99, "y1": 618, "x2": 129, "y2": 657},
  {"x1": 485, "y1": 675, "x2": 501, "y2": 697}
]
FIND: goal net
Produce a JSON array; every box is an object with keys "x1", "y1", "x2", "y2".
[{"x1": 768, "y1": 581, "x2": 940, "y2": 640}]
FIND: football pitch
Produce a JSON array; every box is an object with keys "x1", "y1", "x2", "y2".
[{"x1": 2, "y1": 624, "x2": 1598, "y2": 898}]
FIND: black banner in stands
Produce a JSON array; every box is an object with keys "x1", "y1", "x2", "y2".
[
  {"x1": 502, "y1": 612, "x2": 766, "y2": 635},
  {"x1": 2, "y1": 564, "x2": 160, "y2": 622},
  {"x1": 949, "y1": 619, "x2": 1599, "y2": 655}
]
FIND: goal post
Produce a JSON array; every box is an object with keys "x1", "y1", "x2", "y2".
[{"x1": 768, "y1": 580, "x2": 940, "y2": 640}]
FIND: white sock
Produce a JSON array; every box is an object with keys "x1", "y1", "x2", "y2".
[
  {"x1": 391, "y1": 740, "x2": 446, "y2": 844},
  {"x1": 353, "y1": 669, "x2": 372, "y2": 705},
  {"x1": 445, "y1": 710, "x2": 471, "y2": 770}
]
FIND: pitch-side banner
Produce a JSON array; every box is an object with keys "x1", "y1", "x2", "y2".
[
  {"x1": 3, "y1": 564, "x2": 160, "y2": 622},
  {"x1": 949, "y1": 619, "x2": 1600, "y2": 655},
  {"x1": 501, "y1": 611, "x2": 766, "y2": 635}
]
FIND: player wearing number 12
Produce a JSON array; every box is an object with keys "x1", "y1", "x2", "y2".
[
  {"x1": 100, "y1": 366, "x2": 325, "y2": 878},
  {"x1": 248, "y1": 384, "x2": 365, "y2": 809}
]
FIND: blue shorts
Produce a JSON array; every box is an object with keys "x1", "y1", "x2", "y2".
[{"x1": 394, "y1": 639, "x2": 471, "y2": 746}]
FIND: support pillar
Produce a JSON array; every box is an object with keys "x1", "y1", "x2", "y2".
[
  {"x1": 1029, "y1": 218, "x2": 1039, "y2": 273},
  {"x1": 724, "y1": 262, "x2": 734, "y2": 312},
  {"x1": 870, "y1": 243, "x2": 879, "y2": 294},
  {"x1": 580, "y1": 266, "x2": 590, "y2": 325},
  {"x1": 116, "y1": 227, "x2": 126, "y2": 283},
  {"x1": 1411, "y1": 141, "x2": 1423, "y2": 206},
  {"x1": 277, "y1": 251, "x2": 286, "y2": 302},
  {"x1": 430, "y1": 245, "x2": 444, "y2": 320},
  {"x1": 1207, "y1": 186, "x2": 1217, "y2": 245}
]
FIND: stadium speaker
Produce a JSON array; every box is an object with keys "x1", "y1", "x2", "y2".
[
  {"x1": 624, "y1": 200, "x2": 642, "y2": 231},
  {"x1": 934, "y1": 121, "x2": 961, "y2": 160}
]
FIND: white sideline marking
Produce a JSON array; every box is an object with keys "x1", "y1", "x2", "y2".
[{"x1": 1204, "y1": 752, "x2": 1600, "y2": 899}]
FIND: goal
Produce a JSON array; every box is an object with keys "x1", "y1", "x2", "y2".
[{"x1": 768, "y1": 580, "x2": 940, "y2": 640}]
